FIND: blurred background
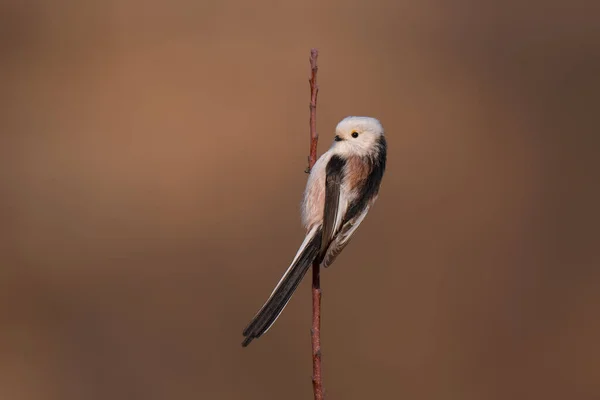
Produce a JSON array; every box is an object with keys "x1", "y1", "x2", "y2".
[{"x1": 1, "y1": 1, "x2": 599, "y2": 399}]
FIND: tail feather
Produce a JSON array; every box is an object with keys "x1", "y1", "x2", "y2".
[{"x1": 242, "y1": 227, "x2": 322, "y2": 347}]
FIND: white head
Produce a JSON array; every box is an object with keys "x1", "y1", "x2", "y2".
[{"x1": 331, "y1": 116, "x2": 385, "y2": 157}]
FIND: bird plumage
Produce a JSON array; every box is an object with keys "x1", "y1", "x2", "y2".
[{"x1": 242, "y1": 116, "x2": 387, "y2": 347}]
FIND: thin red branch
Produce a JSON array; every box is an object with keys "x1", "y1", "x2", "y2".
[
  {"x1": 306, "y1": 49, "x2": 319, "y2": 173},
  {"x1": 307, "y1": 48, "x2": 324, "y2": 400}
]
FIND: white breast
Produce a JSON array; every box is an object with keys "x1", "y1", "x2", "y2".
[{"x1": 301, "y1": 151, "x2": 332, "y2": 230}]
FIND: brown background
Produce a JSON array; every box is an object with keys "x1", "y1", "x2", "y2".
[{"x1": 1, "y1": 1, "x2": 599, "y2": 399}]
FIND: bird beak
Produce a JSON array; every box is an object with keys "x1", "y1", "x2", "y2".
[{"x1": 334, "y1": 135, "x2": 343, "y2": 142}]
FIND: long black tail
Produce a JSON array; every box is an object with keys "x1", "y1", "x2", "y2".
[{"x1": 242, "y1": 227, "x2": 322, "y2": 347}]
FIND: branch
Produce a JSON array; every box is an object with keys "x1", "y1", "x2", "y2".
[
  {"x1": 306, "y1": 48, "x2": 324, "y2": 400},
  {"x1": 306, "y1": 50, "x2": 319, "y2": 174}
]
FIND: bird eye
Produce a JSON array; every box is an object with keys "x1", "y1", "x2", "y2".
[{"x1": 351, "y1": 131, "x2": 359, "y2": 138}]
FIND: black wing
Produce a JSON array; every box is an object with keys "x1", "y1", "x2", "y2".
[
  {"x1": 321, "y1": 205, "x2": 370, "y2": 268},
  {"x1": 320, "y1": 155, "x2": 346, "y2": 260},
  {"x1": 322, "y1": 136, "x2": 387, "y2": 267}
]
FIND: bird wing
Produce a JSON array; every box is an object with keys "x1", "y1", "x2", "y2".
[
  {"x1": 320, "y1": 204, "x2": 370, "y2": 268},
  {"x1": 320, "y1": 155, "x2": 346, "y2": 258}
]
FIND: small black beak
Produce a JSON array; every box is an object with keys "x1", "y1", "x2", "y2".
[{"x1": 334, "y1": 135, "x2": 343, "y2": 142}]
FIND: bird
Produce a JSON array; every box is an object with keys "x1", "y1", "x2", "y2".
[{"x1": 242, "y1": 116, "x2": 387, "y2": 347}]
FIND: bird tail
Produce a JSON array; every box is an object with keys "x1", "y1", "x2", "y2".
[{"x1": 242, "y1": 226, "x2": 322, "y2": 347}]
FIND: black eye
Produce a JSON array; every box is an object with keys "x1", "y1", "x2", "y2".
[{"x1": 351, "y1": 131, "x2": 359, "y2": 138}]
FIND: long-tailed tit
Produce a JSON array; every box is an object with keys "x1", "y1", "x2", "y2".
[{"x1": 242, "y1": 116, "x2": 387, "y2": 347}]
